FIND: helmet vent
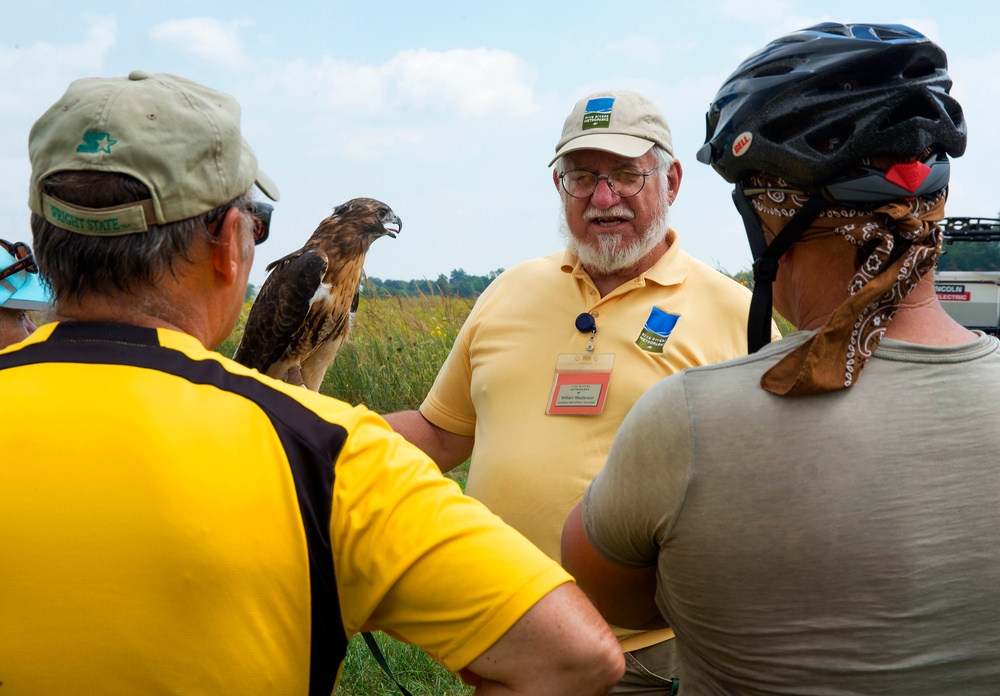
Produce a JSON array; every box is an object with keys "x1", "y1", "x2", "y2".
[
  {"x1": 901, "y1": 56, "x2": 938, "y2": 79},
  {"x1": 884, "y1": 94, "x2": 940, "y2": 127},
  {"x1": 759, "y1": 112, "x2": 805, "y2": 143},
  {"x1": 773, "y1": 34, "x2": 815, "y2": 45},
  {"x1": 747, "y1": 60, "x2": 798, "y2": 79},
  {"x1": 804, "y1": 121, "x2": 856, "y2": 153},
  {"x1": 870, "y1": 25, "x2": 925, "y2": 41}
]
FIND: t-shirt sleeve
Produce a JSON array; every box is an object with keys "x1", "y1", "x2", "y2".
[
  {"x1": 583, "y1": 373, "x2": 693, "y2": 568},
  {"x1": 331, "y1": 407, "x2": 571, "y2": 671},
  {"x1": 418, "y1": 315, "x2": 477, "y2": 437}
]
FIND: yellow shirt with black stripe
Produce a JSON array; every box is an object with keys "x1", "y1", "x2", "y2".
[{"x1": 0, "y1": 321, "x2": 570, "y2": 695}]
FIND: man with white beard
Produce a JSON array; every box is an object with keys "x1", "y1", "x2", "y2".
[{"x1": 386, "y1": 90, "x2": 773, "y2": 694}]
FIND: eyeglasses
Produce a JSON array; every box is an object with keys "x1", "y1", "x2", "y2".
[
  {"x1": 0, "y1": 239, "x2": 38, "y2": 283},
  {"x1": 207, "y1": 200, "x2": 273, "y2": 245},
  {"x1": 558, "y1": 166, "x2": 660, "y2": 199}
]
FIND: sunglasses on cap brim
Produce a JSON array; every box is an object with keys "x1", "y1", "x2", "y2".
[
  {"x1": 207, "y1": 201, "x2": 273, "y2": 245},
  {"x1": 0, "y1": 240, "x2": 39, "y2": 283}
]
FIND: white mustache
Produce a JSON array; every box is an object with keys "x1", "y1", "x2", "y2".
[{"x1": 583, "y1": 205, "x2": 635, "y2": 222}]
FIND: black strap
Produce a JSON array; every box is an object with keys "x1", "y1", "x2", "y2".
[
  {"x1": 361, "y1": 631, "x2": 416, "y2": 696},
  {"x1": 732, "y1": 185, "x2": 827, "y2": 353}
]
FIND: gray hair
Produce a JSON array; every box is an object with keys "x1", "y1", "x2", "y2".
[
  {"x1": 31, "y1": 171, "x2": 254, "y2": 303},
  {"x1": 650, "y1": 146, "x2": 675, "y2": 197}
]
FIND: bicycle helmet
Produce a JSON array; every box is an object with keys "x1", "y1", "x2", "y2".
[
  {"x1": 697, "y1": 23, "x2": 967, "y2": 355},
  {"x1": 696, "y1": 22, "x2": 966, "y2": 188},
  {"x1": 1, "y1": 239, "x2": 51, "y2": 311}
]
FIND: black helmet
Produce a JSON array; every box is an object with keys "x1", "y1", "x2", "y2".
[{"x1": 696, "y1": 22, "x2": 967, "y2": 188}]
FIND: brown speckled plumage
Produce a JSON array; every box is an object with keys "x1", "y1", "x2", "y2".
[{"x1": 233, "y1": 198, "x2": 401, "y2": 390}]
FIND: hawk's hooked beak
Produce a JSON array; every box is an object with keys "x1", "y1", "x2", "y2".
[{"x1": 383, "y1": 215, "x2": 402, "y2": 239}]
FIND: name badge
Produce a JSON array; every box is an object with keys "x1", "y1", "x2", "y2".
[{"x1": 546, "y1": 353, "x2": 615, "y2": 416}]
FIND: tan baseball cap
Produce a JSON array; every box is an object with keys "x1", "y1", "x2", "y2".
[
  {"x1": 28, "y1": 70, "x2": 279, "y2": 236},
  {"x1": 549, "y1": 90, "x2": 673, "y2": 167}
]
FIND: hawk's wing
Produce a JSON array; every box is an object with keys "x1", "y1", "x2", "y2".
[{"x1": 233, "y1": 249, "x2": 329, "y2": 373}]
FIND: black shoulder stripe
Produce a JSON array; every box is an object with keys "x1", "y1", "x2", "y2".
[{"x1": 1, "y1": 325, "x2": 346, "y2": 695}]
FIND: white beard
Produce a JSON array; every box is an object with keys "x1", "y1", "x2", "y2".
[{"x1": 559, "y1": 201, "x2": 671, "y2": 276}]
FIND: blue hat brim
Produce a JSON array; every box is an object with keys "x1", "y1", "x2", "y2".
[{"x1": 1, "y1": 246, "x2": 52, "y2": 310}]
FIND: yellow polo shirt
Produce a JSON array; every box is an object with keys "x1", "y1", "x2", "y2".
[{"x1": 421, "y1": 231, "x2": 768, "y2": 651}]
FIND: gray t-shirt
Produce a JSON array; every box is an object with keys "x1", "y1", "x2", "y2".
[{"x1": 584, "y1": 331, "x2": 1000, "y2": 695}]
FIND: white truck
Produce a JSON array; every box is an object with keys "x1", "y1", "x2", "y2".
[{"x1": 934, "y1": 217, "x2": 1000, "y2": 336}]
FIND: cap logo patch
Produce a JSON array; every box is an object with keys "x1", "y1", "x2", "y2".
[
  {"x1": 582, "y1": 97, "x2": 615, "y2": 131},
  {"x1": 76, "y1": 130, "x2": 117, "y2": 154},
  {"x1": 732, "y1": 131, "x2": 752, "y2": 157}
]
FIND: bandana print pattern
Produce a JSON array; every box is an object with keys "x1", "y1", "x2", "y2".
[{"x1": 746, "y1": 173, "x2": 946, "y2": 395}]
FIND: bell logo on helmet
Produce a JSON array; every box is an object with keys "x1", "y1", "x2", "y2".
[{"x1": 733, "y1": 132, "x2": 752, "y2": 157}]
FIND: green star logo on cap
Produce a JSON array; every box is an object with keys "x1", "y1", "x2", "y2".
[{"x1": 76, "y1": 131, "x2": 117, "y2": 154}]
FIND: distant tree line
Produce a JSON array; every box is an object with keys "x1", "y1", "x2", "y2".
[
  {"x1": 244, "y1": 268, "x2": 505, "y2": 303},
  {"x1": 937, "y1": 213, "x2": 1000, "y2": 272},
  {"x1": 363, "y1": 268, "x2": 505, "y2": 298},
  {"x1": 937, "y1": 242, "x2": 1000, "y2": 272},
  {"x1": 938, "y1": 240, "x2": 1000, "y2": 272}
]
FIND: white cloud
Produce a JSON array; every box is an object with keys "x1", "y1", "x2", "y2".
[
  {"x1": 149, "y1": 17, "x2": 252, "y2": 68},
  {"x1": 0, "y1": 20, "x2": 116, "y2": 118},
  {"x1": 382, "y1": 48, "x2": 538, "y2": 117},
  {"x1": 602, "y1": 34, "x2": 673, "y2": 64},
  {"x1": 245, "y1": 46, "x2": 539, "y2": 169},
  {"x1": 342, "y1": 129, "x2": 427, "y2": 160},
  {"x1": 264, "y1": 47, "x2": 538, "y2": 119},
  {"x1": 0, "y1": 18, "x2": 118, "y2": 237},
  {"x1": 267, "y1": 56, "x2": 389, "y2": 113},
  {"x1": 717, "y1": 0, "x2": 812, "y2": 34}
]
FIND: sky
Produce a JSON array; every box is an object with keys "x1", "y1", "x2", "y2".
[{"x1": 3, "y1": 1, "x2": 999, "y2": 288}]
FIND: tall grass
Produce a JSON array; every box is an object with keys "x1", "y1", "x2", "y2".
[{"x1": 320, "y1": 286, "x2": 476, "y2": 413}]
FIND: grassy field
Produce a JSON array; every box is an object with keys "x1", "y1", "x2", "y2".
[
  {"x1": 337, "y1": 632, "x2": 474, "y2": 695},
  {"x1": 219, "y1": 287, "x2": 476, "y2": 694}
]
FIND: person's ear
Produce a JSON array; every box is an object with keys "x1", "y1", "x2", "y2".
[
  {"x1": 211, "y1": 207, "x2": 244, "y2": 286},
  {"x1": 666, "y1": 160, "x2": 683, "y2": 205}
]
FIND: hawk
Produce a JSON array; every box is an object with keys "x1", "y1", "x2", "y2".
[{"x1": 233, "y1": 197, "x2": 401, "y2": 390}]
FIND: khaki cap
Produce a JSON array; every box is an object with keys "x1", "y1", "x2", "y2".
[
  {"x1": 28, "y1": 70, "x2": 279, "y2": 236},
  {"x1": 549, "y1": 90, "x2": 673, "y2": 167}
]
